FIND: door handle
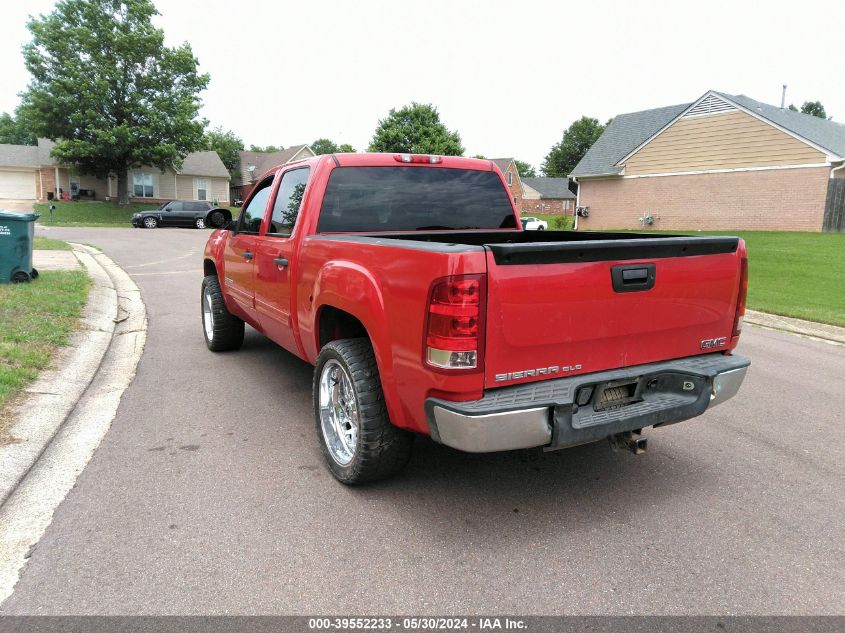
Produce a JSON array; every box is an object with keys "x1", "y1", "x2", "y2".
[
  {"x1": 273, "y1": 257, "x2": 289, "y2": 268},
  {"x1": 611, "y1": 263, "x2": 656, "y2": 292},
  {"x1": 243, "y1": 251, "x2": 254, "y2": 261}
]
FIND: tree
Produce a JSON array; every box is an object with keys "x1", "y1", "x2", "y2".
[
  {"x1": 800, "y1": 101, "x2": 828, "y2": 119},
  {"x1": 788, "y1": 101, "x2": 830, "y2": 119},
  {"x1": 248, "y1": 144, "x2": 283, "y2": 153},
  {"x1": 20, "y1": 0, "x2": 209, "y2": 205},
  {"x1": 513, "y1": 160, "x2": 536, "y2": 178},
  {"x1": 311, "y1": 138, "x2": 339, "y2": 155},
  {"x1": 311, "y1": 138, "x2": 356, "y2": 154},
  {"x1": 368, "y1": 103, "x2": 464, "y2": 155},
  {"x1": 0, "y1": 111, "x2": 36, "y2": 145},
  {"x1": 204, "y1": 126, "x2": 243, "y2": 179},
  {"x1": 542, "y1": 116, "x2": 606, "y2": 179}
]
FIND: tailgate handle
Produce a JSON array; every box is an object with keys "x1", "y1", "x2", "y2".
[{"x1": 611, "y1": 264, "x2": 656, "y2": 293}]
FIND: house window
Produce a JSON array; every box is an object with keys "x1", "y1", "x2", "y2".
[
  {"x1": 564, "y1": 200, "x2": 570, "y2": 210},
  {"x1": 196, "y1": 178, "x2": 208, "y2": 201},
  {"x1": 507, "y1": 171, "x2": 513, "y2": 185},
  {"x1": 133, "y1": 173, "x2": 154, "y2": 198}
]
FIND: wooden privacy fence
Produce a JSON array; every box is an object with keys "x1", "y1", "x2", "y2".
[{"x1": 823, "y1": 179, "x2": 845, "y2": 232}]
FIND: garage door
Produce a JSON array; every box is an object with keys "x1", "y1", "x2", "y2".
[{"x1": 0, "y1": 170, "x2": 36, "y2": 199}]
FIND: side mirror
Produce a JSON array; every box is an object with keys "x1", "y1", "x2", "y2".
[{"x1": 205, "y1": 208, "x2": 233, "y2": 229}]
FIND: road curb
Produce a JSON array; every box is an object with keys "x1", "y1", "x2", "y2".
[
  {"x1": 745, "y1": 309, "x2": 845, "y2": 346},
  {"x1": 0, "y1": 244, "x2": 147, "y2": 604},
  {"x1": 0, "y1": 245, "x2": 116, "y2": 505}
]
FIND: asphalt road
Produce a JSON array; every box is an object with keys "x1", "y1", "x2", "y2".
[{"x1": 2, "y1": 226, "x2": 843, "y2": 615}]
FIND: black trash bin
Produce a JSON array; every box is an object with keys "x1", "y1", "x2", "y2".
[{"x1": 0, "y1": 210, "x2": 40, "y2": 284}]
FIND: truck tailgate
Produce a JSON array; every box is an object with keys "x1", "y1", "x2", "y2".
[{"x1": 483, "y1": 237, "x2": 743, "y2": 388}]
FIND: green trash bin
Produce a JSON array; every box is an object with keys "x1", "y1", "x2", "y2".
[{"x1": 0, "y1": 210, "x2": 40, "y2": 284}]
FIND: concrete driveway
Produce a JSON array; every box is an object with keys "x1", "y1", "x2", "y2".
[
  {"x1": 2, "y1": 226, "x2": 843, "y2": 614},
  {"x1": 0, "y1": 200, "x2": 36, "y2": 213}
]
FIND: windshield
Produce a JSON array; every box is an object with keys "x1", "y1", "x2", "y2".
[{"x1": 317, "y1": 167, "x2": 517, "y2": 232}]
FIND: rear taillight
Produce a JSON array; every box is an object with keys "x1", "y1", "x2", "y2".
[
  {"x1": 732, "y1": 255, "x2": 748, "y2": 337},
  {"x1": 424, "y1": 274, "x2": 486, "y2": 370},
  {"x1": 394, "y1": 153, "x2": 442, "y2": 164}
]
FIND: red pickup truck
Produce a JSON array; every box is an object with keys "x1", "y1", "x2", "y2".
[{"x1": 202, "y1": 153, "x2": 749, "y2": 484}]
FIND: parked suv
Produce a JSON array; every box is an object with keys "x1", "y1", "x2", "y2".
[{"x1": 132, "y1": 200, "x2": 229, "y2": 229}]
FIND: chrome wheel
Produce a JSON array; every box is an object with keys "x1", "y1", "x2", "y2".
[
  {"x1": 318, "y1": 359, "x2": 359, "y2": 466},
  {"x1": 195, "y1": 218, "x2": 205, "y2": 229},
  {"x1": 202, "y1": 288, "x2": 214, "y2": 342},
  {"x1": 143, "y1": 217, "x2": 157, "y2": 228}
]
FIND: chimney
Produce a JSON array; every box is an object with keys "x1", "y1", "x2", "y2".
[{"x1": 781, "y1": 85, "x2": 787, "y2": 109}]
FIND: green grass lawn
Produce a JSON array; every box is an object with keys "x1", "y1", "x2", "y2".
[
  {"x1": 33, "y1": 236, "x2": 72, "y2": 250},
  {"x1": 607, "y1": 229, "x2": 845, "y2": 327},
  {"x1": 0, "y1": 269, "x2": 90, "y2": 437},
  {"x1": 34, "y1": 201, "x2": 160, "y2": 227},
  {"x1": 729, "y1": 231, "x2": 845, "y2": 327}
]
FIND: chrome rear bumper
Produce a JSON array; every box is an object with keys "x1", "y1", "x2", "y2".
[{"x1": 426, "y1": 354, "x2": 750, "y2": 453}]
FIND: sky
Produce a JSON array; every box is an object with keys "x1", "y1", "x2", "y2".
[{"x1": 1, "y1": 0, "x2": 844, "y2": 169}]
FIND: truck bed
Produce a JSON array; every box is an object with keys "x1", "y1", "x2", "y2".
[{"x1": 320, "y1": 229, "x2": 745, "y2": 389}]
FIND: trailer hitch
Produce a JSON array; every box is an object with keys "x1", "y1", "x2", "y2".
[{"x1": 609, "y1": 430, "x2": 647, "y2": 455}]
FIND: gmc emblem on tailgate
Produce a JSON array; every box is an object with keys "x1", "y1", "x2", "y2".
[{"x1": 700, "y1": 337, "x2": 728, "y2": 350}]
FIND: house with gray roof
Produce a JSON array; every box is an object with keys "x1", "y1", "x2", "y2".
[
  {"x1": 571, "y1": 90, "x2": 845, "y2": 232},
  {"x1": 521, "y1": 177, "x2": 576, "y2": 216},
  {"x1": 233, "y1": 144, "x2": 315, "y2": 202},
  {"x1": 0, "y1": 137, "x2": 232, "y2": 205}
]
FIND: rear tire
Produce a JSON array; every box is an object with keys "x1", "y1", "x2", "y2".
[
  {"x1": 314, "y1": 338, "x2": 413, "y2": 485},
  {"x1": 195, "y1": 217, "x2": 206, "y2": 229},
  {"x1": 201, "y1": 275, "x2": 244, "y2": 351}
]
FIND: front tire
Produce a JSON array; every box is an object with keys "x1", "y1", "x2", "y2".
[
  {"x1": 314, "y1": 338, "x2": 413, "y2": 485},
  {"x1": 143, "y1": 216, "x2": 158, "y2": 229},
  {"x1": 201, "y1": 275, "x2": 244, "y2": 351},
  {"x1": 195, "y1": 217, "x2": 206, "y2": 229}
]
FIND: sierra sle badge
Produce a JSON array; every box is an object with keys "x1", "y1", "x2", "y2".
[{"x1": 495, "y1": 364, "x2": 583, "y2": 382}]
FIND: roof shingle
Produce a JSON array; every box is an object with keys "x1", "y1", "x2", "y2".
[
  {"x1": 179, "y1": 150, "x2": 229, "y2": 178},
  {"x1": 0, "y1": 144, "x2": 40, "y2": 168},
  {"x1": 521, "y1": 177, "x2": 576, "y2": 199}
]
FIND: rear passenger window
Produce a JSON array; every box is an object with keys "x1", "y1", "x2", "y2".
[
  {"x1": 239, "y1": 177, "x2": 274, "y2": 234},
  {"x1": 267, "y1": 167, "x2": 310, "y2": 236}
]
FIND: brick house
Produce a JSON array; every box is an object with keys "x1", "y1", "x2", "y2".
[
  {"x1": 491, "y1": 158, "x2": 525, "y2": 211},
  {"x1": 0, "y1": 138, "x2": 231, "y2": 205},
  {"x1": 571, "y1": 91, "x2": 845, "y2": 232},
  {"x1": 232, "y1": 145, "x2": 315, "y2": 202},
  {"x1": 521, "y1": 177, "x2": 576, "y2": 215}
]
